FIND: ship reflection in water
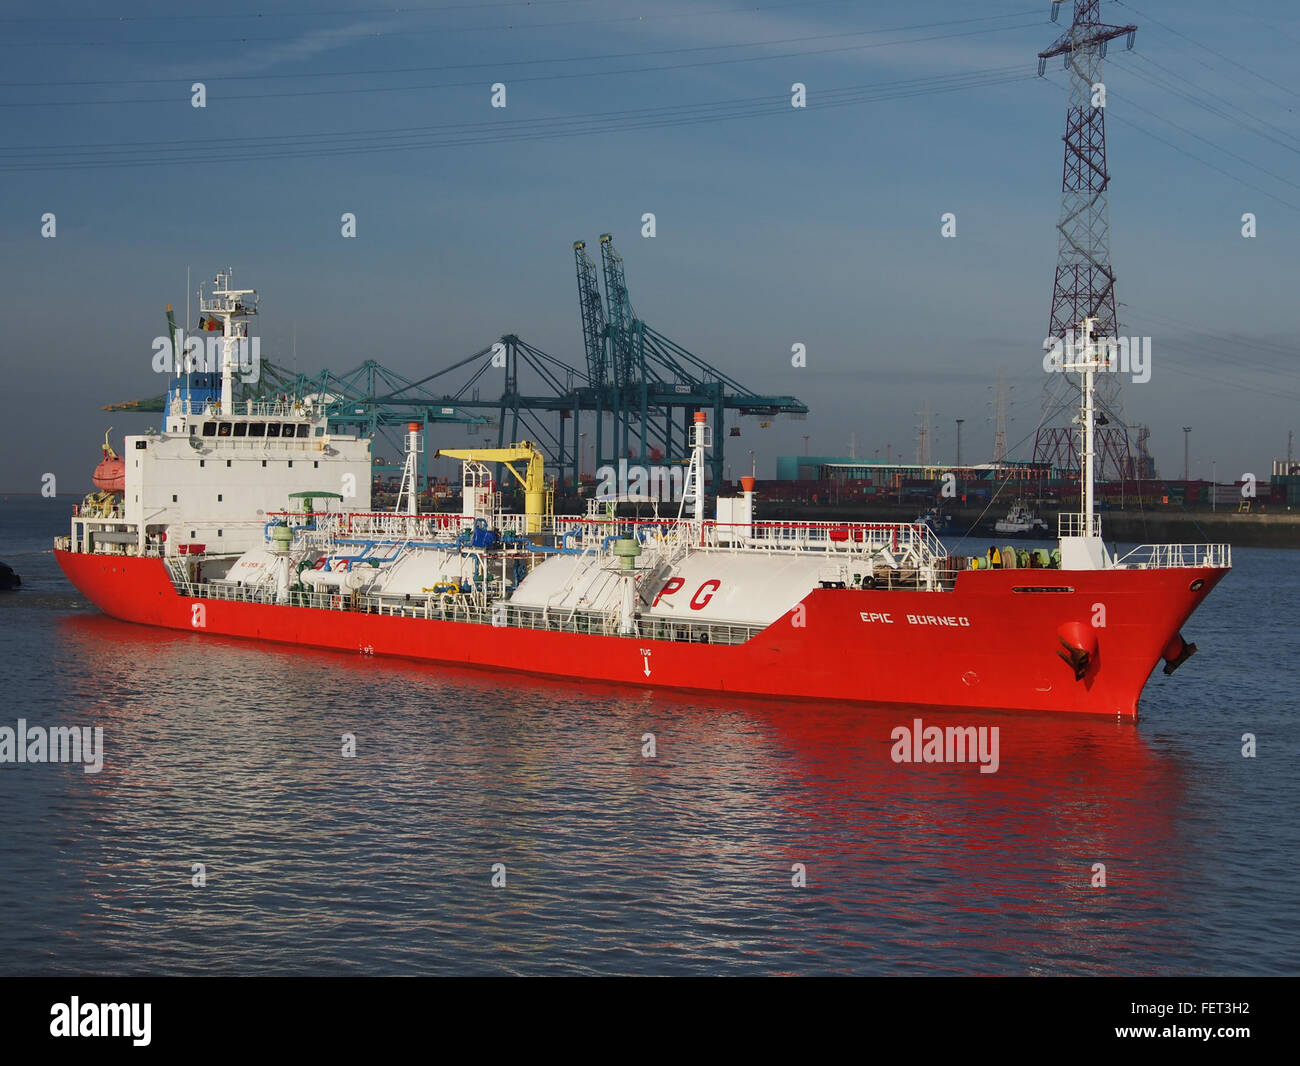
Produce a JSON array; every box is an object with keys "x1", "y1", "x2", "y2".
[{"x1": 0, "y1": 612, "x2": 1231, "y2": 974}]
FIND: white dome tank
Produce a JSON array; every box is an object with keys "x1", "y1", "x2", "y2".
[
  {"x1": 371, "y1": 547, "x2": 475, "y2": 597},
  {"x1": 511, "y1": 549, "x2": 857, "y2": 628},
  {"x1": 222, "y1": 547, "x2": 278, "y2": 587}
]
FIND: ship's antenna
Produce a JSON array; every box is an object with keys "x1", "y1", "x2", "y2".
[{"x1": 183, "y1": 266, "x2": 191, "y2": 415}]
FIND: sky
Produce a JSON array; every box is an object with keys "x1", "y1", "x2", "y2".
[{"x1": 0, "y1": 0, "x2": 1297, "y2": 494}]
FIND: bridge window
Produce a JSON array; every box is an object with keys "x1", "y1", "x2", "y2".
[
  {"x1": 248, "y1": 422, "x2": 266, "y2": 438},
  {"x1": 232, "y1": 422, "x2": 247, "y2": 437},
  {"x1": 202, "y1": 422, "x2": 217, "y2": 437},
  {"x1": 266, "y1": 423, "x2": 281, "y2": 438},
  {"x1": 218, "y1": 422, "x2": 232, "y2": 437},
  {"x1": 296, "y1": 424, "x2": 310, "y2": 438}
]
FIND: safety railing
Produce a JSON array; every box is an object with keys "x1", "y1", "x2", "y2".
[
  {"x1": 172, "y1": 399, "x2": 317, "y2": 419},
  {"x1": 181, "y1": 580, "x2": 355, "y2": 610},
  {"x1": 712, "y1": 519, "x2": 946, "y2": 563},
  {"x1": 537, "y1": 514, "x2": 946, "y2": 565},
  {"x1": 169, "y1": 575, "x2": 764, "y2": 644},
  {"x1": 498, "y1": 604, "x2": 760, "y2": 645},
  {"x1": 192, "y1": 436, "x2": 321, "y2": 450},
  {"x1": 1058, "y1": 512, "x2": 1103, "y2": 538},
  {"x1": 276, "y1": 509, "x2": 946, "y2": 558},
  {"x1": 1114, "y1": 543, "x2": 1232, "y2": 569}
]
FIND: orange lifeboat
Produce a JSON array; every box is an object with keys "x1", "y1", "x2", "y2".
[{"x1": 92, "y1": 429, "x2": 125, "y2": 494}]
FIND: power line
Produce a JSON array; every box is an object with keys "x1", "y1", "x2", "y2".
[
  {"x1": 1127, "y1": 305, "x2": 1299, "y2": 359},
  {"x1": 0, "y1": 65, "x2": 1029, "y2": 155},
  {"x1": 1126, "y1": 54, "x2": 1300, "y2": 158},
  {"x1": 1108, "y1": 81, "x2": 1300, "y2": 193},
  {"x1": 0, "y1": 19, "x2": 1044, "y2": 108},
  {"x1": 1039, "y1": 72, "x2": 1300, "y2": 214},
  {"x1": 1220, "y1": 0, "x2": 1300, "y2": 48},
  {"x1": 1123, "y1": 307, "x2": 1299, "y2": 378},
  {"x1": 0, "y1": 2, "x2": 1028, "y2": 49},
  {"x1": 1107, "y1": 110, "x2": 1300, "y2": 214},
  {"x1": 0, "y1": 67, "x2": 1037, "y2": 171},
  {"x1": 0, "y1": 0, "x2": 597, "y2": 24},
  {"x1": 1113, "y1": 0, "x2": 1300, "y2": 100},
  {"x1": 0, "y1": 11, "x2": 1045, "y2": 87}
]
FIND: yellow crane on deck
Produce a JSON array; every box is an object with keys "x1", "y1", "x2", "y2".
[{"x1": 433, "y1": 441, "x2": 553, "y2": 533}]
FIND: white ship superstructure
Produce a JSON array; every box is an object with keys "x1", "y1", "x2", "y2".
[{"x1": 70, "y1": 270, "x2": 371, "y2": 558}]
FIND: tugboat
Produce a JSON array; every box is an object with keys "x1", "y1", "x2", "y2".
[
  {"x1": 913, "y1": 505, "x2": 953, "y2": 533},
  {"x1": 993, "y1": 501, "x2": 1051, "y2": 538}
]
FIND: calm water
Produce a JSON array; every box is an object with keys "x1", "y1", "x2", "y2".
[{"x1": 0, "y1": 495, "x2": 1295, "y2": 975}]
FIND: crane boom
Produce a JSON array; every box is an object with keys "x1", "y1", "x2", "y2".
[
  {"x1": 574, "y1": 241, "x2": 608, "y2": 387},
  {"x1": 434, "y1": 441, "x2": 550, "y2": 532},
  {"x1": 599, "y1": 233, "x2": 639, "y2": 388}
]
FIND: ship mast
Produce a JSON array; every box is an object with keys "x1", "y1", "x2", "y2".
[
  {"x1": 396, "y1": 422, "x2": 423, "y2": 516},
  {"x1": 677, "y1": 411, "x2": 712, "y2": 528},
  {"x1": 198, "y1": 268, "x2": 258, "y2": 416},
  {"x1": 1075, "y1": 316, "x2": 1100, "y2": 537},
  {"x1": 1052, "y1": 315, "x2": 1112, "y2": 569}
]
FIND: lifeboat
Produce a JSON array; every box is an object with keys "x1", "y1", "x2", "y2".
[{"x1": 91, "y1": 429, "x2": 125, "y2": 494}]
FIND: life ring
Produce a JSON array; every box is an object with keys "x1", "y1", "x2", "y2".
[{"x1": 331, "y1": 595, "x2": 342, "y2": 609}]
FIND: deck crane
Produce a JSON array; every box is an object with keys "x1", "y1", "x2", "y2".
[{"x1": 434, "y1": 441, "x2": 552, "y2": 533}]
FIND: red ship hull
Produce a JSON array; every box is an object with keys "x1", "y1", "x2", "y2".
[{"x1": 55, "y1": 549, "x2": 1224, "y2": 719}]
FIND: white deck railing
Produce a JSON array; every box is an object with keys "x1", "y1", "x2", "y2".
[
  {"x1": 272, "y1": 511, "x2": 947, "y2": 567},
  {"x1": 1058, "y1": 512, "x2": 1102, "y2": 538},
  {"x1": 172, "y1": 399, "x2": 316, "y2": 420},
  {"x1": 1114, "y1": 543, "x2": 1232, "y2": 569}
]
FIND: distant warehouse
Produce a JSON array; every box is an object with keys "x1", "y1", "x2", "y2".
[{"x1": 775, "y1": 456, "x2": 1050, "y2": 487}]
